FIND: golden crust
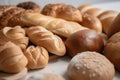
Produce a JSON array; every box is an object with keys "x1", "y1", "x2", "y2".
[{"x1": 42, "y1": 3, "x2": 82, "y2": 22}]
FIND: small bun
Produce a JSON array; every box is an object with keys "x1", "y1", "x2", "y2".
[
  {"x1": 81, "y1": 14, "x2": 102, "y2": 33},
  {"x1": 104, "y1": 32, "x2": 120, "y2": 71},
  {"x1": 65, "y1": 29, "x2": 104, "y2": 57},
  {"x1": 67, "y1": 51, "x2": 115, "y2": 80}
]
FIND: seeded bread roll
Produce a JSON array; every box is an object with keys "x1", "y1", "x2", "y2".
[{"x1": 67, "y1": 51, "x2": 115, "y2": 80}]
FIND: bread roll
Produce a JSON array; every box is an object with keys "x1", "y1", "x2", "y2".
[
  {"x1": 0, "y1": 26, "x2": 29, "y2": 50},
  {"x1": 98, "y1": 10, "x2": 119, "y2": 34},
  {"x1": 0, "y1": 42, "x2": 28, "y2": 73},
  {"x1": 78, "y1": 4, "x2": 119, "y2": 34},
  {"x1": 104, "y1": 32, "x2": 120, "y2": 71},
  {"x1": 78, "y1": 4, "x2": 103, "y2": 16},
  {"x1": 67, "y1": 51, "x2": 115, "y2": 80},
  {"x1": 80, "y1": 14, "x2": 102, "y2": 33},
  {"x1": 42, "y1": 3, "x2": 82, "y2": 22},
  {"x1": 24, "y1": 46, "x2": 49, "y2": 69},
  {"x1": 27, "y1": 26, "x2": 66, "y2": 56},
  {"x1": 107, "y1": 13, "x2": 120, "y2": 38},
  {"x1": 65, "y1": 29, "x2": 104, "y2": 57}
]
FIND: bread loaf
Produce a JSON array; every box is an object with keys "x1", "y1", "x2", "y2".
[
  {"x1": 22, "y1": 12, "x2": 87, "y2": 37},
  {"x1": 0, "y1": 42, "x2": 28, "y2": 73},
  {"x1": 41, "y1": 3, "x2": 82, "y2": 22},
  {"x1": 24, "y1": 46, "x2": 49, "y2": 69},
  {"x1": 0, "y1": 26, "x2": 29, "y2": 50},
  {"x1": 26, "y1": 26, "x2": 66, "y2": 56}
]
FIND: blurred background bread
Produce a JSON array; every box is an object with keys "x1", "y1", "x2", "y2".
[{"x1": 78, "y1": 4, "x2": 119, "y2": 35}]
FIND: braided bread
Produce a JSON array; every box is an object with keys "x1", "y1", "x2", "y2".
[
  {"x1": 41, "y1": 3, "x2": 82, "y2": 22},
  {"x1": 78, "y1": 4, "x2": 119, "y2": 34},
  {"x1": 22, "y1": 12, "x2": 87, "y2": 37},
  {"x1": 0, "y1": 41, "x2": 28, "y2": 73},
  {"x1": 24, "y1": 45, "x2": 49, "y2": 69},
  {"x1": 26, "y1": 26, "x2": 66, "y2": 56},
  {"x1": 0, "y1": 26, "x2": 29, "y2": 50}
]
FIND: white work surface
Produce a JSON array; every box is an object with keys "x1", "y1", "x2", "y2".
[{"x1": 0, "y1": 0, "x2": 120, "y2": 80}]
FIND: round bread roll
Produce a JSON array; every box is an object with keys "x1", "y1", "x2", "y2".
[
  {"x1": 67, "y1": 51, "x2": 115, "y2": 80},
  {"x1": 65, "y1": 29, "x2": 104, "y2": 57},
  {"x1": 104, "y1": 31, "x2": 120, "y2": 71},
  {"x1": 80, "y1": 14, "x2": 102, "y2": 33}
]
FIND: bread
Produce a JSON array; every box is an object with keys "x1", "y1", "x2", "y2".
[
  {"x1": 41, "y1": 3, "x2": 82, "y2": 22},
  {"x1": 65, "y1": 29, "x2": 104, "y2": 57},
  {"x1": 98, "y1": 10, "x2": 119, "y2": 34},
  {"x1": 107, "y1": 13, "x2": 120, "y2": 38},
  {"x1": 104, "y1": 32, "x2": 120, "y2": 71},
  {"x1": 24, "y1": 45, "x2": 49, "y2": 69},
  {"x1": 28, "y1": 73, "x2": 65, "y2": 80},
  {"x1": 78, "y1": 4, "x2": 103, "y2": 16},
  {"x1": 0, "y1": 5, "x2": 34, "y2": 27},
  {"x1": 0, "y1": 41, "x2": 28, "y2": 73},
  {"x1": 21, "y1": 12, "x2": 87, "y2": 38},
  {"x1": 0, "y1": 26, "x2": 29, "y2": 50},
  {"x1": 80, "y1": 14, "x2": 102, "y2": 33},
  {"x1": 0, "y1": 6, "x2": 87, "y2": 37},
  {"x1": 26, "y1": 26, "x2": 66, "y2": 56},
  {"x1": 17, "y1": 1, "x2": 41, "y2": 13},
  {"x1": 67, "y1": 51, "x2": 115, "y2": 80},
  {"x1": 78, "y1": 4, "x2": 119, "y2": 34}
]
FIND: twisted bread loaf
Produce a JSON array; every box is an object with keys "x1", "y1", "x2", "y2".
[
  {"x1": 24, "y1": 46, "x2": 49, "y2": 69},
  {"x1": 0, "y1": 41, "x2": 28, "y2": 73},
  {"x1": 22, "y1": 12, "x2": 87, "y2": 37},
  {"x1": 26, "y1": 26, "x2": 66, "y2": 56},
  {"x1": 0, "y1": 26, "x2": 29, "y2": 50},
  {"x1": 78, "y1": 4, "x2": 119, "y2": 34},
  {"x1": 41, "y1": 3, "x2": 82, "y2": 22}
]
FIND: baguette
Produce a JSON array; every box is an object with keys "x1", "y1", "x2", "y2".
[{"x1": 27, "y1": 26, "x2": 66, "y2": 56}]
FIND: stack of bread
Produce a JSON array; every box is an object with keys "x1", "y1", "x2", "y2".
[{"x1": 0, "y1": 1, "x2": 120, "y2": 80}]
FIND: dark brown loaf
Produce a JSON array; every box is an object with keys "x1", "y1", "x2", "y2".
[
  {"x1": 104, "y1": 32, "x2": 120, "y2": 71},
  {"x1": 65, "y1": 29, "x2": 104, "y2": 57},
  {"x1": 107, "y1": 13, "x2": 120, "y2": 38}
]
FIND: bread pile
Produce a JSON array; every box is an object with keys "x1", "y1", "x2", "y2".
[{"x1": 0, "y1": 1, "x2": 120, "y2": 80}]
